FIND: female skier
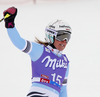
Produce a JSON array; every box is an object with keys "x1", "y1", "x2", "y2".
[{"x1": 3, "y1": 7, "x2": 72, "y2": 97}]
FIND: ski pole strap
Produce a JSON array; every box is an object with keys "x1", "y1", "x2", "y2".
[{"x1": 32, "y1": 77, "x2": 61, "y2": 88}]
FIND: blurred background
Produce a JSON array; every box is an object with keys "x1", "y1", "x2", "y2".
[{"x1": 0, "y1": 0, "x2": 100, "y2": 97}]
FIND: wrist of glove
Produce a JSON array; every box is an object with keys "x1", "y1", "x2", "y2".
[{"x1": 3, "y1": 7, "x2": 17, "y2": 28}]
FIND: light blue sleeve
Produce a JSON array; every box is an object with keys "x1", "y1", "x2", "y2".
[
  {"x1": 29, "y1": 42, "x2": 44, "y2": 61},
  {"x1": 59, "y1": 86, "x2": 67, "y2": 97},
  {"x1": 65, "y1": 63, "x2": 69, "y2": 78},
  {"x1": 7, "y1": 27, "x2": 26, "y2": 50},
  {"x1": 7, "y1": 27, "x2": 44, "y2": 62},
  {"x1": 59, "y1": 64, "x2": 69, "y2": 97}
]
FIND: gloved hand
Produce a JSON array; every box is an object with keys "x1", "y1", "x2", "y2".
[{"x1": 3, "y1": 7, "x2": 17, "y2": 28}]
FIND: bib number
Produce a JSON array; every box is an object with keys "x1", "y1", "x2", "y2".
[{"x1": 51, "y1": 73, "x2": 62, "y2": 85}]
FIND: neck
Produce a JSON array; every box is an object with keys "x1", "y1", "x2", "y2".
[
  {"x1": 47, "y1": 45, "x2": 62, "y2": 57},
  {"x1": 49, "y1": 44, "x2": 56, "y2": 49}
]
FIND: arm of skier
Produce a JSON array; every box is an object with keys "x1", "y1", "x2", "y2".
[
  {"x1": 4, "y1": 7, "x2": 44, "y2": 61},
  {"x1": 7, "y1": 27, "x2": 27, "y2": 50},
  {"x1": 59, "y1": 63, "x2": 69, "y2": 97},
  {"x1": 7, "y1": 27, "x2": 43, "y2": 61},
  {"x1": 3, "y1": 7, "x2": 26, "y2": 50}
]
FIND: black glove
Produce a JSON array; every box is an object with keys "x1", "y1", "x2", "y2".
[{"x1": 3, "y1": 7, "x2": 17, "y2": 28}]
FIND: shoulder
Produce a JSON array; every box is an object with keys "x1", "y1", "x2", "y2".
[{"x1": 29, "y1": 42, "x2": 46, "y2": 61}]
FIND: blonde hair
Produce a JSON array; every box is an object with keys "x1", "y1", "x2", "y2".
[{"x1": 35, "y1": 37, "x2": 49, "y2": 47}]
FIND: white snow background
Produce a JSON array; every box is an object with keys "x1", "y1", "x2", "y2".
[{"x1": 0, "y1": 0, "x2": 100, "y2": 97}]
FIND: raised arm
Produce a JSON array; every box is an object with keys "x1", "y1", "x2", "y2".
[
  {"x1": 3, "y1": 7, "x2": 28, "y2": 51},
  {"x1": 7, "y1": 27, "x2": 27, "y2": 51},
  {"x1": 7, "y1": 27, "x2": 44, "y2": 61},
  {"x1": 3, "y1": 7, "x2": 44, "y2": 61}
]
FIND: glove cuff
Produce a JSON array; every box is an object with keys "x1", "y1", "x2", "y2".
[{"x1": 5, "y1": 21, "x2": 15, "y2": 28}]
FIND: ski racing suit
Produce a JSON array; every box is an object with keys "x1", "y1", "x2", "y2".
[{"x1": 7, "y1": 27, "x2": 69, "y2": 97}]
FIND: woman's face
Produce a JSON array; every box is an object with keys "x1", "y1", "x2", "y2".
[{"x1": 54, "y1": 39, "x2": 67, "y2": 51}]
